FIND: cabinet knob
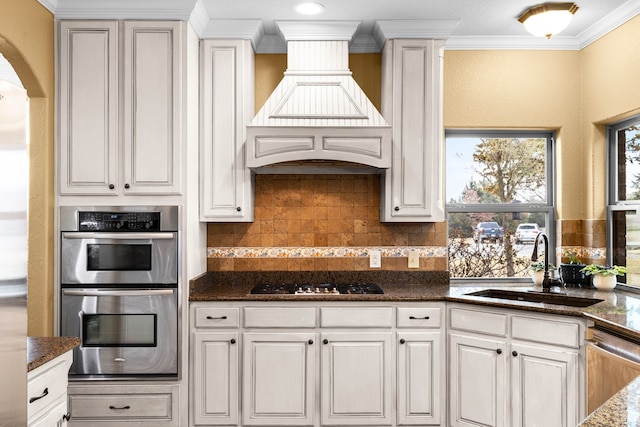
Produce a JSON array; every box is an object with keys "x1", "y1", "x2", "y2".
[
  {"x1": 63, "y1": 413, "x2": 71, "y2": 422},
  {"x1": 124, "y1": 183, "x2": 130, "y2": 189},
  {"x1": 308, "y1": 339, "x2": 314, "y2": 345},
  {"x1": 399, "y1": 339, "x2": 406, "y2": 344},
  {"x1": 236, "y1": 206, "x2": 242, "y2": 212},
  {"x1": 394, "y1": 206, "x2": 400, "y2": 211},
  {"x1": 496, "y1": 349, "x2": 502, "y2": 355},
  {"x1": 108, "y1": 184, "x2": 115, "y2": 190},
  {"x1": 512, "y1": 350, "x2": 518, "y2": 357},
  {"x1": 323, "y1": 339, "x2": 329, "y2": 344},
  {"x1": 230, "y1": 338, "x2": 236, "y2": 344}
]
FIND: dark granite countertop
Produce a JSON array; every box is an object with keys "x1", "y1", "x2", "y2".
[
  {"x1": 190, "y1": 271, "x2": 640, "y2": 426},
  {"x1": 28, "y1": 336, "x2": 80, "y2": 372}
]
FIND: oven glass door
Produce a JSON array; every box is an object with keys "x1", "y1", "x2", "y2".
[
  {"x1": 61, "y1": 288, "x2": 178, "y2": 378},
  {"x1": 60, "y1": 232, "x2": 178, "y2": 285}
]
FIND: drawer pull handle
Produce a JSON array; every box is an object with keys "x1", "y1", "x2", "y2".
[
  {"x1": 207, "y1": 315, "x2": 228, "y2": 320},
  {"x1": 63, "y1": 413, "x2": 71, "y2": 421},
  {"x1": 29, "y1": 387, "x2": 49, "y2": 403},
  {"x1": 409, "y1": 316, "x2": 430, "y2": 320},
  {"x1": 496, "y1": 349, "x2": 503, "y2": 355},
  {"x1": 109, "y1": 405, "x2": 131, "y2": 410}
]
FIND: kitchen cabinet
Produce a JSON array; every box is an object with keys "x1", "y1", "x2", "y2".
[
  {"x1": 67, "y1": 383, "x2": 180, "y2": 426},
  {"x1": 396, "y1": 306, "x2": 445, "y2": 426},
  {"x1": 189, "y1": 302, "x2": 446, "y2": 427},
  {"x1": 243, "y1": 332, "x2": 316, "y2": 425},
  {"x1": 200, "y1": 39, "x2": 254, "y2": 221},
  {"x1": 58, "y1": 20, "x2": 183, "y2": 197},
  {"x1": 380, "y1": 39, "x2": 445, "y2": 222},
  {"x1": 448, "y1": 304, "x2": 585, "y2": 427},
  {"x1": 28, "y1": 350, "x2": 73, "y2": 427}
]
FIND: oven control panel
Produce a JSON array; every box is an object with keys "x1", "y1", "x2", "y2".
[{"x1": 78, "y1": 211, "x2": 162, "y2": 231}]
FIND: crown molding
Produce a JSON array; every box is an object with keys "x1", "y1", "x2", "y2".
[
  {"x1": 444, "y1": 35, "x2": 581, "y2": 51},
  {"x1": 275, "y1": 21, "x2": 361, "y2": 41},
  {"x1": 576, "y1": 0, "x2": 640, "y2": 48}
]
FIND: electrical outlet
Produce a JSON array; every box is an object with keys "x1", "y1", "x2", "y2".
[
  {"x1": 369, "y1": 250, "x2": 382, "y2": 268},
  {"x1": 408, "y1": 251, "x2": 419, "y2": 268}
]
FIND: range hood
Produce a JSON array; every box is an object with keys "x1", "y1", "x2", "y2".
[{"x1": 246, "y1": 21, "x2": 391, "y2": 171}]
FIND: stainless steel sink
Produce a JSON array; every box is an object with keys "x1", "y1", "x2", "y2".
[{"x1": 465, "y1": 289, "x2": 604, "y2": 307}]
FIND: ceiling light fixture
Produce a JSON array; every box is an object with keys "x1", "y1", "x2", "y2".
[
  {"x1": 294, "y1": 2, "x2": 325, "y2": 16},
  {"x1": 518, "y1": 2, "x2": 579, "y2": 38}
]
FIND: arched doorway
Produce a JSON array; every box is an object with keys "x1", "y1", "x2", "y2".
[{"x1": 0, "y1": 51, "x2": 29, "y2": 425}]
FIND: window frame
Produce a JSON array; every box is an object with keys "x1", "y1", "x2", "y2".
[
  {"x1": 445, "y1": 129, "x2": 557, "y2": 283},
  {"x1": 607, "y1": 115, "x2": 640, "y2": 288}
]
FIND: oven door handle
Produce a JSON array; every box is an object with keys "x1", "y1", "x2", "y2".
[
  {"x1": 61, "y1": 232, "x2": 175, "y2": 240},
  {"x1": 62, "y1": 289, "x2": 175, "y2": 297}
]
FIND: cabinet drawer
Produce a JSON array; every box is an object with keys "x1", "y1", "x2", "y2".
[
  {"x1": 244, "y1": 307, "x2": 317, "y2": 328},
  {"x1": 321, "y1": 307, "x2": 393, "y2": 328},
  {"x1": 194, "y1": 306, "x2": 240, "y2": 328},
  {"x1": 28, "y1": 352, "x2": 72, "y2": 421},
  {"x1": 511, "y1": 315, "x2": 581, "y2": 348},
  {"x1": 397, "y1": 307, "x2": 441, "y2": 328},
  {"x1": 68, "y1": 393, "x2": 173, "y2": 420},
  {"x1": 449, "y1": 307, "x2": 508, "y2": 336}
]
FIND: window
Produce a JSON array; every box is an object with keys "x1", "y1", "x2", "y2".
[
  {"x1": 608, "y1": 116, "x2": 640, "y2": 288},
  {"x1": 446, "y1": 131, "x2": 555, "y2": 280}
]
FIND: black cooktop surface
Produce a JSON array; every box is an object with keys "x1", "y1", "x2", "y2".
[{"x1": 249, "y1": 282, "x2": 384, "y2": 295}]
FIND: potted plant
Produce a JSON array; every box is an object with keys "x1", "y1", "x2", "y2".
[
  {"x1": 580, "y1": 264, "x2": 628, "y2": 290},
  {"x1": 559, "y1": 250, "x2": 587, "y2": 288},
  {"x1": 529, "y1": 261, "x2": 556, "y2": 286}
]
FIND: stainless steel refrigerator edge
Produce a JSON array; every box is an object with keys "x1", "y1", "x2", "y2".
[{"x1": 0, "y1": 77, "x2": 28, "y2": 424}]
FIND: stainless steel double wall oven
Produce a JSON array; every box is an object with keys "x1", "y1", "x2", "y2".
[{"x1": 60, "y1": 206, "x2": 179, "y2": 380}]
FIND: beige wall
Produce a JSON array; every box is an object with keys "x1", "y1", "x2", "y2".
[
  {"x1": 443, "y1": 50, "x2": 583, "y2": 219},
  {"x1": 581, "y1": 15, "x2": 640, "y2": 220},
  {"x1": 0, "y1": 0, "x2": 55, "y2": 336}
]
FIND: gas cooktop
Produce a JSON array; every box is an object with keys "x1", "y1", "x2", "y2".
[{"x1": 249, "y1": 282, "x2": 384, "y2": 295}]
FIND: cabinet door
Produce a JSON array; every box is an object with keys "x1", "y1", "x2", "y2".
[
  {"x1": 58, "y1": 21, "x2": 119, "y2": 195},
  {"x1": 192, "y1": 332, "x2": 239, "y2": 425},
  {"x1": 381, "y1": 39, "x2": 444, "y2": 222},
  {"x1": 397, "y1": 332, "x2": 443, "y2": 426},
  {"x1": 321, "y1": 332, "x2": 393, "y2": 426},
  {"x1": 122, "y1": 21, "x2": 182, "y2": 195},
  {"x1": 200, "y1": 40, "x2": 254, "y2": 221},
  {"x1": 243, "y1": 332, "x2": 316, "y2": 426},
  {"x1": 28, "y1": 397, "x2": 67, "y2": 427},
  {"x1": 449, "y1": 333, "x2": 507, "y2": 427},
  {"x1": 510, "y1": 342, "x2": 579, "y2": 427}
]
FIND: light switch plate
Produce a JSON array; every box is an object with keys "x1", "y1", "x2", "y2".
[
  {"x1": 408, "y1": 251, "x2": 419, "y2": 268},
  {"x1": 369, "y1": 250, "x2": 381, "y2": 268}
]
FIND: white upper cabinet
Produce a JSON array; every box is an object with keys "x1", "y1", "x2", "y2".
[
  {"x1": 381, "y1": 39, "x2": 445, "y2": 222},
  {"x1": 200, "y1": 39, "x2": 254, "y2": 221},
  {"x1": 58, "y1": 20, "x2": 183, "y2": 196}
]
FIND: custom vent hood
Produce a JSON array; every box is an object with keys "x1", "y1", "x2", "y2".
[{"x1": 246, "y1": 21, "x2": 391, "y2": 171}]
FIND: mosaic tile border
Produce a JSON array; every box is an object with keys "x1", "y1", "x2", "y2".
[{"x1": 207, "y1": 246, "x2": 448, "y2": 258}]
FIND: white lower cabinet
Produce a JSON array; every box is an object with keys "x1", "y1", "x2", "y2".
[
  {"x1": 448, "y1": 304, "x2": 586, "y2": 427},
  {"x1": 243, "y1": 332, "x2": 316, "y2": 426},
  {"x1": 28, "y1": 350, "x2": 73, "y2": 427},
  {"x1": 189, "y1": 302, "x2": 445, "y2": 427},
  {"x1": 67, "y1": 383, "x2": 180, "y2": 426}
]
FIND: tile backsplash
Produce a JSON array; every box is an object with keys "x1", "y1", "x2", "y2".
[{"x1": 207, "y1": 174, "x2": 448, "y2": 271}]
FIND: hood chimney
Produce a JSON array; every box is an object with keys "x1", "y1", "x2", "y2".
[{"x1": 246, "y1": 21, "x2": 391, "y2": 171}]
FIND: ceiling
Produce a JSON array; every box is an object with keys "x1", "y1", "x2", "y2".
[{"x1": 32, "y1": 0, "x2": 640, "y2": 52}]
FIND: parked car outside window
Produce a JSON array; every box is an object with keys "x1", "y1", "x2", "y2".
[
  {"x1": 473, "y1": 221, "x2": 504, "y2": 244},
  {"x1": 514, "y1": 223, "x2": 540, "y2": 244}
]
